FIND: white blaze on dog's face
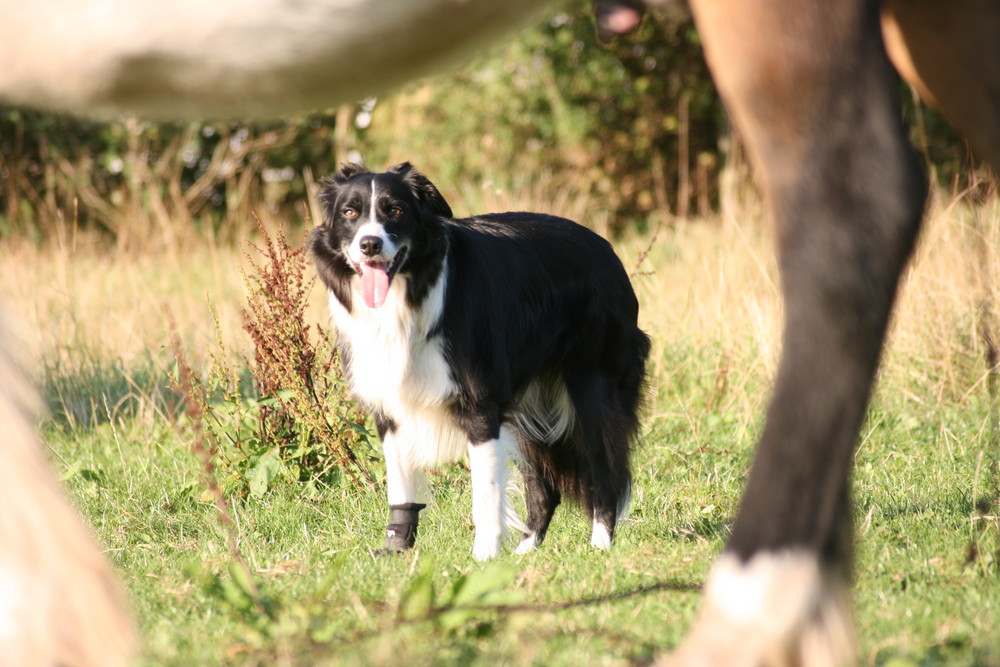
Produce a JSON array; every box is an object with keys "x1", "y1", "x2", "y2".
[
  {"x1": 343, "y1": 178, "x2": 409, "y2": 308},
  {"x1": 336, "y1": 175, "x2": 412, "y2": 309}
]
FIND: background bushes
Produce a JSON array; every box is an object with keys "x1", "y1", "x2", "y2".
[{"x1": 0, "y1": 1, "x2": 976, "y2": 247}]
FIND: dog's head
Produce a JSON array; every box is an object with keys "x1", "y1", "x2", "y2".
[{"x1": 312, "y1": 162, "x2": 452, "y2": 309}]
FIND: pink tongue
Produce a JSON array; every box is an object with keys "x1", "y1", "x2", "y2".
[{"x1": 360, "y1": 264, "x2": 390, "y2": 308}]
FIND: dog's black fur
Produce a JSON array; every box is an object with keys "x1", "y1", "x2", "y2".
[{"x1": 309, "y1": 162, "x2": 650, "y2": 556}]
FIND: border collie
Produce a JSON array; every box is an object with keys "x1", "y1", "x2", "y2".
[{"x1": 310, "y1": 162, "x2": 650, "y2": 560}]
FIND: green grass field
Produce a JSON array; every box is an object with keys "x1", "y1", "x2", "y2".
[{"x1": 2, "y1": 195, "x2": 998, "y2": 665}]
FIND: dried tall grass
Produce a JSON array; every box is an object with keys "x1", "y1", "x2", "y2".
[{"x1": 3, "y1": 187, "x2": 998, "y2": 408}]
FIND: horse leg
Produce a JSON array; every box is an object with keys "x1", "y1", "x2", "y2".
[{"x1": 666, "y1": 1, "x2": 926, "y2": 664}]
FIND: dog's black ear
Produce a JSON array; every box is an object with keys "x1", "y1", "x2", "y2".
[
  {"x1": 387, "y1": 162, "x2": 453, "y2": 219},
  {"x1": 318, "y1": 163, "x2": 372, "y2": 223},
  {"x1": 333, "y1": 162, "x2": 371, "y2": 183}
]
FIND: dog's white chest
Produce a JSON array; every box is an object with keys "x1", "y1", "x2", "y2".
[{"x1": 328, "y1": 271, "x2": 455, "y2": 417}]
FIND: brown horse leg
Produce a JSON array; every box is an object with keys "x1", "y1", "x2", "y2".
[
  {"x1": 664, "y1": 1, "x2": 926, "y2": 664},
  {"x1": 882, "y1": 0, "x2": 1000, "y2": 170}
]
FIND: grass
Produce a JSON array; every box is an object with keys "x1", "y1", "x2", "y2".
[{"x1": 1, "y1": 192, "x2": 998, "y2": 665}]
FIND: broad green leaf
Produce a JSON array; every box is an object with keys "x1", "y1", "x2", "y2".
[{"x1": 398, "y1": 571, "x2": 435, "y2": 621}]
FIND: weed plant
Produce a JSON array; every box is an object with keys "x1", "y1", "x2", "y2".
[{"x1": 169, "y1": 221, "x2": 377, "y2": 502}]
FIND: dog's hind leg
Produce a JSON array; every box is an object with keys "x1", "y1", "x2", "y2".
[
  {"x1": 467, "y1": 425, "x2": 523, "y2": 560},
  {"x1": 514, "y1": 446, "x2": 561, "y2": 554},
  {"x1": 588, "y1": 469, "x2": 630, "y2": 550},
  {"x1": 563, "y1": 370, "x2": 634, "y2": 550},
  {"x1": 592, "y1": 331, "x2": 648, "y2": 549}
]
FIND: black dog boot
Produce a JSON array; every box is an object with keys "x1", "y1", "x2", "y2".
[{"x1": 381, "y1": 503, "x2": 427, "y2": 553}]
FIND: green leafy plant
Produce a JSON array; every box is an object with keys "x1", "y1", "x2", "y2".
[
  {"x1": 240, "y1": 218, "x2": 377, "y2": 492},
  {"x1": 169, "y1": 220, "x2": 376, "y2": 502},
  {"x1": 398, "y1": 562, "x2": 523, "y2": 636}
]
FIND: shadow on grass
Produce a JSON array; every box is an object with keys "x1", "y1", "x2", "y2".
[
  {"x1": 40, "y1": 352, "x2": 255, "y2": 431},
  {"x1": 871, "y1": 637, "x2": 999, "y2": 666}
]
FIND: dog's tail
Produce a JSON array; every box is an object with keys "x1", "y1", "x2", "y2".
[
  {"x1": 503, "y1": 472, "x2": 530, "y2": 536},
  {"x1": 0, "y1": 308, "x2": 136, "y2": 667}
]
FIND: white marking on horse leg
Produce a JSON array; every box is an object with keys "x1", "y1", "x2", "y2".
[
  {"x1": 705, "y1": 551, "x2": 823, "y2": 625},
  {"x1": 467, "y1": 437, "x2": 507, "y2": 561},
  {"x1": 383, "y1": 432, "x2": 427, "y2": 506},
  {"x1": 661, "y1": 550, "x2": 854, "y2": 666},
  {"x1": 590, "y1": 515, "x2": 613, "y2": 549}
]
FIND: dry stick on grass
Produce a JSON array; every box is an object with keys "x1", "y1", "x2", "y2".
[
  {"x1": 329, "y1": 579, "x2": 700, "y2": 650},
  {"x1": 167, "y1": 319, "x2": 265, "y2": 613},
  {"x1": 631, "y1": 219, "x2": 663, "y2": 279},
  {"x1": 965, "y1": 160, "x2": 1000, "y2": 565},
  {"x1": 421, "y1": 578, "x2": 700, "y2": 617}
]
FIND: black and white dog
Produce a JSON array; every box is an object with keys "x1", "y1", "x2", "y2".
[{"x1": 310, "y1": 162, "x2": 650, "y2": 560}]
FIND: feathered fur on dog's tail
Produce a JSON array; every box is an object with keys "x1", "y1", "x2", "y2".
[{"x1": 0, "y1": 308, "x2": 135, "y2": 666}]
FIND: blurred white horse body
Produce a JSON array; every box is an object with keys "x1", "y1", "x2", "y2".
[{"x1": 0, "y1": 0, "x2": 544, "y2": 119}]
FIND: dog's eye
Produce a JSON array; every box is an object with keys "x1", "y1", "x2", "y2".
[
  {"x1": 342, "y1": 207, "x2": 358, "y2": 218},
  {"x1": 389, "y1": 206, "x2": 403, "y2": 217}
]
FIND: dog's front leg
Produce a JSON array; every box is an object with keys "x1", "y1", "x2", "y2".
[
  {"x1": 467, "y1": 437, "x2": 507, "y2": 561},
  {"x1": 381, "y1": 429, "x2": 428, "y2": 552}
]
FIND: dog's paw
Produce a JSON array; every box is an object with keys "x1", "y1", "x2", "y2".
[
  {"x1": 370, "y1": 547, "x2": 407, "y2": 558},
  {"x1": 659, "y1": 551, "x2": 854, "y2": 667},
  {"x1": 514, "y1": 533, "x2": 540, "y2": 555},
  {"x1": 472, "y1": 533, "x2": 502, "y2": 561},
  {"x1": 589, "y1": 521, "x2": 613, "y2": 549}
]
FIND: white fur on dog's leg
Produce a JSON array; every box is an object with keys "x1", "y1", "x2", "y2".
[
  {"x1": 514, "y1": 533, "x2": 540, "y2": 555},
  {"x1": 590, "y1": 518, "x2": 613, "y2": 549},
  {"x1": 468, "y1": 438, "x2": 506, "y2": 561},
  {"x1": 383, "y1": 432, "x2": 427, "y2": 506},
  {"x1": 659, "y1": 550, "x2": 855, "y2": 667}
]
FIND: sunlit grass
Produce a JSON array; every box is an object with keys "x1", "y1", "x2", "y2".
[{"x1": 0, "y1": 190, "x2": 997, "y2": 665}]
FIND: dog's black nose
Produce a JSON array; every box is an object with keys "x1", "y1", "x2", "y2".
[{"x1": 359, "y1": 236, "x2": 383, "y2": 257}]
